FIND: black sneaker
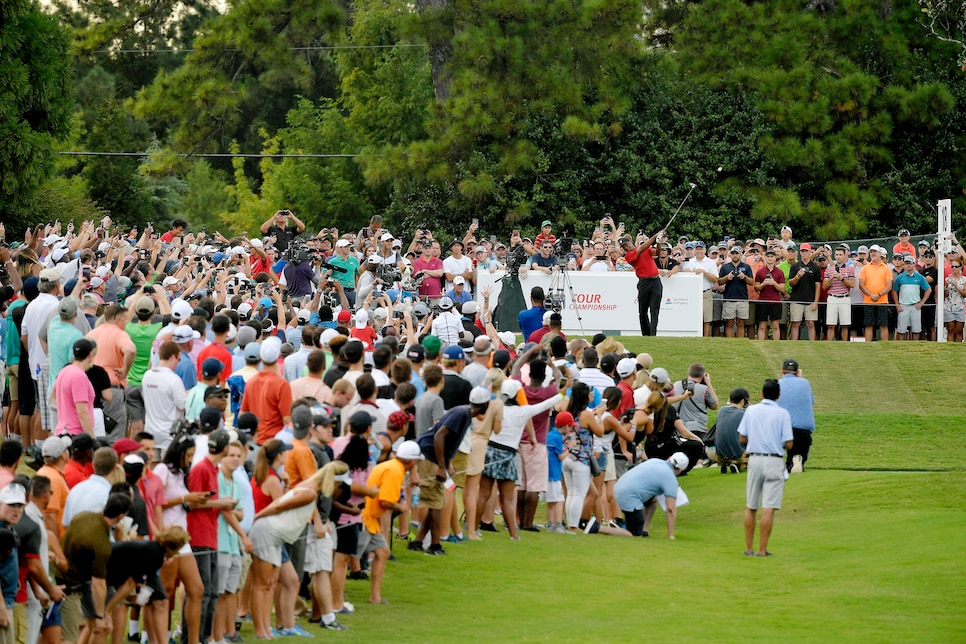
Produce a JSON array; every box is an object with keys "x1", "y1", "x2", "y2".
[
  {"x1": 424, "y1": 544, "x2": 447, "y2": 556},
  {"x1": 321, "y1": 618, "x2": 347, "y2": 631},
  {"x1": 577, "y1": 519, "x2": 588, "y2": 530},
  {"x1": 521, "y1": 525, "x2": 540, "y2": 532},
  {"x1": 729, "y1": 463, "x2": 740, "y2": 474},
  {"x1": 406, "y1": 540, "x2": 424, "y2": 552},
  {"x1": 478, "y1": 522, "x2": 498, "y2": 532},
  {"x1": 583, "y1": 517, "x2": 600, "y2": 534},
  {"x1": 720, "y1": 464, "x2": 728, "y2": 474},
  {"x1": 127, "y1": 635, "x2": 141, "y2": 644},
  {"x1": 348, "y1": 571, "x2": 369, "y2": 580}
]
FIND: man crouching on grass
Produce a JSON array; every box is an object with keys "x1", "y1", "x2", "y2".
[{"x1": 738, "y1": 379, "x2": 793, "y2": 557}]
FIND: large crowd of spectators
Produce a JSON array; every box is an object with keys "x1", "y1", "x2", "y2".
[{"x1": 0, "y1": 210, "x2": 962, "y2": 643}]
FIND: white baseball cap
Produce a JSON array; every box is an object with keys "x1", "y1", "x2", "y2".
[{"x1": 396, "y1": 440, "x2": 424, "y2": 461}]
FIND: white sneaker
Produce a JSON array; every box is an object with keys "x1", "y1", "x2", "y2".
[{"x1": 791, "y1": 455, "x2": 804, "y2": 473}]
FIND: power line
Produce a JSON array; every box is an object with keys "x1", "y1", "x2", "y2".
[
  {"x1": 91, "y1": 44, "x2": 427, "y2": 54},
  {"x1": 59, "y1": 151, "x2": 360, "y2": 158}
]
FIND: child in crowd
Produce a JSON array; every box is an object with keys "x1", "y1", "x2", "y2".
[{"x1": 545, "y1": 413, "x2": 567, "y2": 533}]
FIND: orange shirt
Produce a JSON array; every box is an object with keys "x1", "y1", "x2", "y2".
[
  {"x1": 285, "y1": 438, "x2": 318, "y2": 488},
  {"x1": 37, "y1": 465, "x2": 70, "y2": 539},
  {"x1": 87, "y1": 323, "x2": 136, "y2": 386},
  {"x1": 362, "y1": 458, "x2": 405, "y2": 534},
  {"x1": 893, "y1": 241, "x2": 916, "y2": 257},
  {"x1": 241, "y1": 370, "x2": 293, "y2": 444},
  {"x1": 860, "y1": 261, "x2": 893, "y2": 304}
]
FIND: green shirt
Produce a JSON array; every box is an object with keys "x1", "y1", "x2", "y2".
[
  {"x1": 126, "y1": 321, "x2": 163, "y2": 387},
  {"x1": 778, "y1": 260, "x2": 793, "y2": 293},
  {"x1": 5, "y1": 300, "x2": 25, "y2": 365},
  {"x1": 48, "y1": 318, "x2": 84, "y2": 392},
  {"x1": 327, "y1": 254, "x2": 360, "y2": 290}
]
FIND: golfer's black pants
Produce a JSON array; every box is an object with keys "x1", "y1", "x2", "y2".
[
  {"x1": 786, "y1": 428, "x2": 813, "y2": 471},
  {"x1": 637, "y1": 276, "x2": 663, "y2": 336}
]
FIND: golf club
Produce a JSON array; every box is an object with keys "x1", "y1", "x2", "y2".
[{"x1": 664, "y1": 182, "x2": 698, "y2": 231}]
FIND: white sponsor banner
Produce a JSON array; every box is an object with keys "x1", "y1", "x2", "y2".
[{"x1": 476, "y1": 270, "x2": 703, "y2": 337}]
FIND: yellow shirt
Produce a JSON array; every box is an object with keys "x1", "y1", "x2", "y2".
[{"x1": 362, "y1": 458, "x2": 405, "y2": 534}]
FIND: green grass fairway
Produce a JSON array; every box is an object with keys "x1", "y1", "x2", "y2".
[{"x1": 262, "y1": 340, "x2": 966, "y2": 640}]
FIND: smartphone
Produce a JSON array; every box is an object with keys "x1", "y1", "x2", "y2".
[
  {"x1": 472, "y1": 218, "x2": 479, "y2": 227},
  {"x1": 512, "y1": 229, "x2": 520, "y2": 237},
  {"x1": 206, "y1": 491, "x2": 217, "y2": 497}
]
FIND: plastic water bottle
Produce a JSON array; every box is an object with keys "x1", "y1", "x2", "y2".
[{"x1": 412, "y1": 488, "x2": 420, "y2": 507}]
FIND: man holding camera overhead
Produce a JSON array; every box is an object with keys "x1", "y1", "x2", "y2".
[{"x1": 259, "y1": 210, "x2": 305, "y2": 251}]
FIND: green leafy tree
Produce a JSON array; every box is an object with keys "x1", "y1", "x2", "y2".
[
  {"x1": 82, "y1": 99, "x2": 155, "y2": 225},
  {"x1": 0, "y1": 0, "x2": 74, "y2": 234},
  {"x1": 363, "y1": 0, "x2": 643, "y2": 231},
  {"x1": 646, "y1": 0, "x2": 957, "y2": 240}
]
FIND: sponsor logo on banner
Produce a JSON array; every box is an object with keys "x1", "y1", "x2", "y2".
[
  {"x1": 661, "y1": 295, "x2": 690, "y2": 309},
  {"x1": 570, "y1": 292, "x2": 618, "y2": 312}
]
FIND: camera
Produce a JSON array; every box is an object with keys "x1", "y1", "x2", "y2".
[{"x1": 684, "y1": 380, "x2": 696, "y2": 395}]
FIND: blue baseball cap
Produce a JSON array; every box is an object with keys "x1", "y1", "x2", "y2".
[
  {"x1": 442, "y1": 344, "x2": 466, "y2": 360},
  {"x1": 684, "y1": 242, "x2": 695, "y2": 249},
  {"x1": 694, "y1": 241, "x2": 706, "y2": 248}
]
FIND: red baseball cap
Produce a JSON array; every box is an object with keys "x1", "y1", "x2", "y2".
[
  {"x1": 112, "y1": 438, "x2": 141, "y2": 456},
  {"x1": 337, "y1": 310, "x2": 352, "y2": 324},
  {"x1": 555, "y1": 412, "x2": 576, "y2": 428}
]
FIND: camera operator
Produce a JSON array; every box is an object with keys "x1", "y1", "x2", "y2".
[
  {"x1": 669, "y1": 363, "x2": 718, "y2": 445},
  {"x1": 281, "y1": 246, "x2": 319, "y2": 298}
]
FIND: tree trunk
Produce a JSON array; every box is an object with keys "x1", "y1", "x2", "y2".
[{"x1": 415, "y1": 0, "x2": 453, "y2": 102}]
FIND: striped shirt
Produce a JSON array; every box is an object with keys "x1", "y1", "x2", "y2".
[{"x1": 824, "y1": 263, "x2": 854, "y2": 296}]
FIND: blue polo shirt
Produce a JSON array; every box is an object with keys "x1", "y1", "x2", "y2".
[
  {"x1": 613, "y1": 458, "x2": 679, "y2": 512},
  {"x1": 518, "y1": 305, "x2": 546, "y2": 340},
  {"x1": 777, "y1": 374, "x2": 816, "y2": 431}
]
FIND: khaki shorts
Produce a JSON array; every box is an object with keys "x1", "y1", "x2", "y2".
[
  {"x1": 60, "y1": 594, "x2": 81, "y2": 642},
  {"x1": 416, "y1": 459, "x2": 445, "y2": 510},
  {"x1": 518, "y1": 443, "x2": 548, "y2": 493},
  {"x1": 304, "y1": 529, "x2": 334, "y2": 575},
  {"x1": 826, "y1": 296, "x2": 851, "y2": 326},
  {"x1": 702, "y1": 290, "x2": 713, "y2": 323},
  {"x1": 789, "y1": 302, "x2": 818, "y2": 322},
  {"x1": 722, "y1": 301, "x2": 749, "y2": 321},
  {"x1": 604, "y1": 450, "x2": 617, "y2": 482},
  {"x1": 450, "y1": 452, "x2": 468, "y2": 488},
  {"x1": 746, "y1": 455, "x2": 786, "y2": 510},
  {"x1": 13, "y1": 603, "x2": 27, "y2": 644},
  {"x1": 5, "y1": 365, "x2": 18, "y2": 402}
]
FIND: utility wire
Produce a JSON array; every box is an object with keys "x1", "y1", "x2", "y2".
[
  {"x1": 59, "y1": 151, "x2": 360, "y2": 158},
  {"x1": 92, "y1": 44, "x2": 427, "y2": 54}
]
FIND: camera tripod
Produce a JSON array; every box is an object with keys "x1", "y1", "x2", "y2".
[{"x1": 548, "y1": 264, "x2": 585, "y2": 336}]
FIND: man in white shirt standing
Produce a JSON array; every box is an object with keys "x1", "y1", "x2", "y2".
[
  {"x1": 737, "y1": 379, "x2": 793, "y2": 558},
  {"x1": 442, "y1": 240, "x2": 474, "y2": 294},
  {"x1": 142, "y1": 340, "x2": 187, "y2": 453},
  {"x1": 683, "y1": 241, "x2": 719, "y2": 337},
  {"x1": 21, "y1": 268, "x2": 63, "y2": 438}
]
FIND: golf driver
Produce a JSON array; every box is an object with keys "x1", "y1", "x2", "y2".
[{"x1": 664, "y1": 182, "x2": 698, "y2": 231}]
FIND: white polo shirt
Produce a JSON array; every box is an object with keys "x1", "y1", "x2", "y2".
[
  {"x1": 21, "y1": 293, "x2": 60, "y2": 381},
  {"x1": 142, "y1": 365, "x2": 187, "y2": 450}
]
